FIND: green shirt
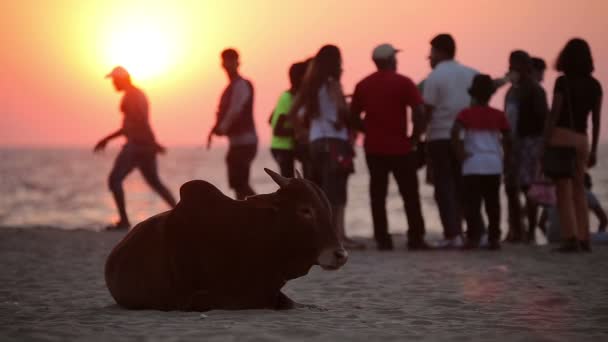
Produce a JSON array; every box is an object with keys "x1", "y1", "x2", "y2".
[{"x1": 270, "y1": 91, "x2": 294, "y2": 150}]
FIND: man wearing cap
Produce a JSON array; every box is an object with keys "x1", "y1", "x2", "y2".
[
  {"x1": 208, "y1": 48, "x2": 257, "y2": 200},
  {"x1": 422, "y1": 34, "x2": 479, "y2": 248},
  {"x1": 351, "y1": 44, "x2": 429, "y2": 251},
  {"x1": 94, "y1": 66, "x2": 177, "y2": 230}
]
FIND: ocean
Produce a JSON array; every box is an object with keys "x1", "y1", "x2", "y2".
[{"x1": 1, "y1": 145, "x2": 607, "y2": 238}]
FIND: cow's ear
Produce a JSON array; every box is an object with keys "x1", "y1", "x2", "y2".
[
  {"x1": 264, "y1": 168, "x2": 290, "y2": 188},
  {"x1": 245, "y1": 193, "x2": 280, "y2": 212}
]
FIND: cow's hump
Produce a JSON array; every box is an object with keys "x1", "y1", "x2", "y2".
[{"x1": 179, "y1": 180, "x2": 230, "y2": 208}]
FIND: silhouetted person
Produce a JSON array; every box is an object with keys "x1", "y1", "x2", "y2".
[
  {"x1": 451, "y1": 74, "x2": 511, "y2": 250},
  {"x1": 543, "y1": 38, "x2": 603, "y2": 252},
  {"x1": 94, "y1": 66, "x2": 176, "y2": 230},
  {"x1": 503, "y1": 51, "x2": 548, "y2": 243},
  {"x1": 422, "y1": 34, "x2": 478, "y2": 248},
  {"x1": 531, "y1": 57, "x2": 547, "y2": 83},
  {"x1": 290, "y1": 45, "x2": 363, "y2": 249},
  {"x1": 269, "y1": 61, "x2": 309, "y2": 177},
  {"x1": 209, "y1": 49, "x2": 257, "y2": 200},
  {"x1": 350, "y1": 44, "x2": 429, "y2": 251}
]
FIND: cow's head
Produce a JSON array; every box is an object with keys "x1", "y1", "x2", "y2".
[{"x1": 247, "y1": 168, "x2": 348, "y2": 274}]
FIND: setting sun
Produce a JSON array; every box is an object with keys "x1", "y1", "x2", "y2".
[{"x1": 101, "y1": 10, "x2": 184, "y2": 81}]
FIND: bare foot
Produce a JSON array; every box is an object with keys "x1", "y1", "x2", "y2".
[{"x1": 105, "y1": 221, "x2": 131, "y2": 231}]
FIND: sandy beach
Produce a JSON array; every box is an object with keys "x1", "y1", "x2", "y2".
[{"x1": 1, "y1": 227, "x2": 607, "y2": 341}]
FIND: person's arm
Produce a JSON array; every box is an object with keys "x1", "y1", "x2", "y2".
[
  {"x1": 502, "y1": 129, "x2": 512, "y2": 165},
  {"x1": 422, "y1": 75, "x2": 438, "y2": 131},
  {"x1": 272, "y1": 93, "x2": 295, "y2": 137},
  {"x1": 589, "y1": 94, "x2": 602, "y2": 168},
  {"x1": 405, "y1": 79, "x2": 426, "y2": 149},
  {"x1": 349, "y1": 84, "x2": 365, "y2": 133},
  {"x1": 535, "y1": 86, "x2": 550, "y2": 130},
  {"x1": 94, "y1": 129, "x2": 124, "y2": 152},
  {"x1": 411, "y1": 104, "x2": 426, "y2": 149},
  {"x1": 543, "y1": 78, "x2": 564, "y2": 149},
  {"x1": 451, "y1": 121, "x2": 467, "y2": 162},
  {"x1": 273, "y1": 115, "x2": 294, "y2": 137},
  {"x1": 215, "y1": 80, "x2": 251, "y2": 135}
]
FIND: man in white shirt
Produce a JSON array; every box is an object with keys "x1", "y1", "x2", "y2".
[
  {"x1": 423, "y1": 34, "x2": 478, "y2": 248},
  {"x1": 209, "y1": 49, "x2": 257, "y2": 200}
]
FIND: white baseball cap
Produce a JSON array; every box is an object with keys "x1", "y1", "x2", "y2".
[
  {"x1": 372, "y1": 44, "x2": 401, "y2": 60},
  {"x1": 105, "y1": 66, "x2": 130, "y2": 79}
]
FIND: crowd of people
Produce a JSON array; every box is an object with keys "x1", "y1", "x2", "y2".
[{"x1": 95, "y1": 33, "x2": 604, "y2": 253}]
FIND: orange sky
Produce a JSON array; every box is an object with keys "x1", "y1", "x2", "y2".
[{"x1": 1, "y1": 0, "x2": 607, "y2": 147}]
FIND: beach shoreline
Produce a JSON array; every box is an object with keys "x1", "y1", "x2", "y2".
[{"x1": 2, "y1": 227, "x2": 607, "y2": 341}]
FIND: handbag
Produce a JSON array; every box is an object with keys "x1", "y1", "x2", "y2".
[
  {"x1": 542, "y1": 146, "x2": 577, "y2": 179},
  {"x1": 542, "y1": 77, "x2": 577, "y2": 179},
  {"x1": 527, "y1": 174, "x2": 556, "y2": 206}
]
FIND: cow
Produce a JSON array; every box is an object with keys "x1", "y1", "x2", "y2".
[{"x1": 105, "y1": 168, "x2": 348, "y2": 311}]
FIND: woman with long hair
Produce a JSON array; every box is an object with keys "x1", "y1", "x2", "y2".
[
  {"x1": 289, "y1": 45, "x2": 363, "y2": 249},
  {"x1": 543, "y1": 38, "x2": 603, "y2": 252}
]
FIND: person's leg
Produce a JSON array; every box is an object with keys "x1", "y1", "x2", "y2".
[
  {"x1": 365, "y1": 154, "x2": 392, "y2": 249},
  {"x1": 138, "y1": 150, "x2": 177, "y2": 208},
  {"x1": 504, "y1": 140, "x2": 524, "y2": 242},
  {"x1": 556, "y1": 178, "x2": 577, "y2": 239},
  {"x1": 572, "y1": 139, "x2": 590, "y2": 245},
  {"x1": 523, "y1": 187, "x2": 539, "y2": 243},
  {"x1": 428, "y1": 140, "x2": 462, "y2": 240},
  {"x1": 271, "y1": 149, "x2": 295, "y2": 178},
  {"x1": 333, "y1": 172, "x2": 358, "y2": 247},
  {"x1": 482, "y1": 175, "x2": 502, "y2": 248},
  {"x1": 463, "y1": 175, "x2": 483, "y2": 248},
  {"x1": 392, "y1": 153, "x2": 426, "y2": 246},
  {"x1": 108, "y1": 145, "x2": 137, "y2": 227},
  {"x1": 538, "y1": 209, "x2": 548, "y2": 235},
  {"x1": 227, "y1": 145, "x2": 257, "y2": 200},
  {"x1": 294, "y1": 143, "x2": 313, "y2": 180},
  {"x1": 588, "y1": 191, "x2": 608, "y2": 232}
]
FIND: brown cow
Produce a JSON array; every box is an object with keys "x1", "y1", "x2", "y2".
[{"x1": 105, "y1": 168, "x2": 348, "y2": 311}]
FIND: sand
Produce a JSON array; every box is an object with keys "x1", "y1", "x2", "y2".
[{"x1": 1, "y1": 228, "x2": 608, "y2": 341}]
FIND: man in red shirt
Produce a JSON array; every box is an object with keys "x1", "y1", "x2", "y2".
[{"x1": 351, "y1": 44, "x2": 429, "y2": 251}]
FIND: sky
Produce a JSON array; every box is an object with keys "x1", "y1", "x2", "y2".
[{"x1": 1, "y1": 0, "x2": 607, "y2": 147}]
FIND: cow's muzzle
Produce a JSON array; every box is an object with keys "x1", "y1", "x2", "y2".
[{"x1": 317, "y1": 247, "x2": 348, "y2": 270}]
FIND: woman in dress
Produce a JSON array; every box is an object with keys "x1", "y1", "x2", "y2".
[{"x1": 543, "y1": 38, "x2": 602, "y2": 252}]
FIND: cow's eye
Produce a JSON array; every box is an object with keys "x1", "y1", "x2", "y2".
[{"x1": 298, "y1": 207, "x2": 315, "y2": 220}]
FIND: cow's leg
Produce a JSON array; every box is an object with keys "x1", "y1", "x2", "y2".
[
  {"x1": 275, "y1": 292, "x2": 327, "y2": 311},
  {"x1": 275, "y1": 291, "x2": 296, "y2": 310}
]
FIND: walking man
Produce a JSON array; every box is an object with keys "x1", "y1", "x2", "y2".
[{"x1": 94, "y1": 66, "x2": 176, "y2": 230}]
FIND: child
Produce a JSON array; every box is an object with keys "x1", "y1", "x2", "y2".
[
  {"x1": 451, "y1": 74, "x2": 511, "y2": 250},
  {"x1": 269, "y1": 61, "x2": 309, "y2": 177}
]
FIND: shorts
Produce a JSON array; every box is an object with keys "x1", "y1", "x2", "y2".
[
  {"x1": 109, "y1": 143, "x2": 160, "y2": 187},
  {"x1": 226, "y1": 144, "x2": 257, "y2": 190}
]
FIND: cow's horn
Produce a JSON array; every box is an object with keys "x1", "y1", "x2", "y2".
[
  {"x1": 294, "y1": 169, "x2": 303, "y2": 179},
  {"x1": 264, "y1": 168, "x2": 290, "y2": 188}
]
